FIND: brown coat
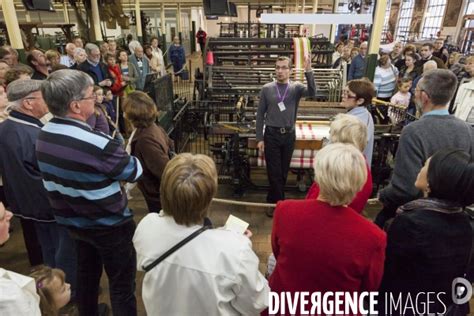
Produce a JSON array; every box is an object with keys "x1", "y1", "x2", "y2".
[{"x1": 131, "y1": 123, "x2": 174, "y2": 210}]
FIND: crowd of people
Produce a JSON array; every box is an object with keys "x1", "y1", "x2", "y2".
[
  {"x1": 333, "y1": 38, "x2": 474, "y2": 123},
  {"x1": 0, "y1": 32, "x2": 473, "y2": 316}
]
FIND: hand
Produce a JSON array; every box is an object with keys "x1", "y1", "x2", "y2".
[
  {"x1": 257, "y1": 141, "x2": 264, "y2": 153},
  {"x1": 304, "y1": 54, "x2": 312, "y2": 71},
  {"x1": 122, "y1": 75, "x2": 130, "y2": 81},
  {"x1": 121, "y1": 81, "x2": 127, "y2": 87},
  {"x1": 99, "y1": 79, "x2": 112, "y2": 87},
  {"x1": 244, "y1": 229, "x2": 253, "y2": 238}
]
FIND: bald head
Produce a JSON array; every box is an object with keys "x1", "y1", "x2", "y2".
[
  {"x1": 65, "y1": 43, "x2": 76, "y2": 57},
  {"x1": 423, "y1": 60, "x2": 438, "y2": 73},
  {"x1": 359, "y1": 42, "x2": 368, "y2": 57}
]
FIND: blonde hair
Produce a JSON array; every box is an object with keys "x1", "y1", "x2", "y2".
[
  {"x1": 160, "y1": 153, "x2": 217, "y2": 226},
  {"x1": 45, "y1": 50, "x2": 60, "y2": 64},
  {"x1": 313, "y1": 143, "x2": 367, "y2": 206},
  {"x1": 465, "y1": 56, "x2": 474, "y2": 64},
  {"x1": 30, "y1": 267, "x2": 67, "y2": 316},
  {"x1": 329, "y1": 114, "x2": 368, "y2": 151}
]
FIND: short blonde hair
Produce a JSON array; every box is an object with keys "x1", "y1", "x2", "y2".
[
  {"x1": 313, "y1": 143, "x2": 367, "y2": 206},
  {"x1": 160, "y1": 153, "x2": 217, "y2": 226},
  {"x1": 123, "y1": 91, "x2": 158, "y2": 128},
  {"x1": 329, "y1": 114, "x2": 368, "y2": 151},
  {"x1": 465, "y1": 56, "x2": 474, "y2": 64}
]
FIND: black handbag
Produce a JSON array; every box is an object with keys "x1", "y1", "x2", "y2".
[{"x1": 445, "y1": 209, "x2": 474, "y2": 316}]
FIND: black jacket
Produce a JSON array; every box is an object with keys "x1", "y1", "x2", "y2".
[
  {"x1": 379, "y1": 199, "x2": 472, "y2": 315},
  {"x1": 77, "y1": 60, "x2": 113, "y2": 86},
  {"x1": 0, "y1": 111, "x2": 54, "y2": 221}
]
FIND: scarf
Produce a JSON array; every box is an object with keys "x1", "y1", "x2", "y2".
[{"x1": 396, "y1": 197, "x2": 463, "y2": 216}]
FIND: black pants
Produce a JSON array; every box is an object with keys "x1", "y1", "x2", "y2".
[
  {"x1": 20, "y1": 218, "x2": 44, "y2": 266},
  {"x1": 264, "y1": 127, "x2": 296, "y2": 203},
  {"x1": 68, "y1": 220, "x2": 137, "y2": 316},
  {"x1": 199, "y1": 42, "x2": 205, "y2": 54}
]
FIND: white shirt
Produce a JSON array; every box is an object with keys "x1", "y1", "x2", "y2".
[
  {"x1": 0, "y1": 268, "x2": 41, "y2": 316},
  {"x1": 152, "y1": 47, "x2": 166, "y2": 76},
  {"x1": 133, "y1": 212, "x2": 269, "y2": 316},
  {"x1": 60, "y1": 55, "x2": 75, "y2": 67}
]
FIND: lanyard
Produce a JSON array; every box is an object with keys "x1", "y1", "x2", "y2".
[{"x1": 275, "y1": 82, "x2": 290, "y2": 103}]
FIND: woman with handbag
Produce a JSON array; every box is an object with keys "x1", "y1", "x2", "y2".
[
  {"x1": 379, "y1": 148, "x2": 474, "y2": 315},
  {"x1": 117, "y1": 50, "x2": 138, "y2": 93},
  {"x1": 133, "y1": 153, "x2": 269, "y2": 316}
]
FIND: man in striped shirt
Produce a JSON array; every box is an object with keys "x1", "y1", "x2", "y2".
[{"x1": 36, "y1": 69, "x2": 142, "y2": 316}]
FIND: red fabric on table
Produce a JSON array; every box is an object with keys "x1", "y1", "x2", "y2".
[{"x1": 305, "y1": 163, "x2": 373, "y2": 214}]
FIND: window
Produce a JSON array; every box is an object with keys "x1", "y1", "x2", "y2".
[
  {"x1": 466, "y1": 0, "x2": 474, "y2": 14},
  {"x1": 396, "y1": 0, "x2": 415, "y2": 42},
  {"x1": 421, "y1": 0, "x2": 447, "y2": 39},
  {"x1": 381, "y1": 0, "x2": 392, "y2": 42}
]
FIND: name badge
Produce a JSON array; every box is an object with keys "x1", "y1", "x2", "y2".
[{"x1": 278, "y1": 101, "x2": 286, "y2": 112}]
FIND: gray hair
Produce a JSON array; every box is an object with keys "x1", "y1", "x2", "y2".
[
  {"x1": 418, "y1": 69, "x2": 458, "y2": 106},
  {"x1": 128, "y1": 40, "x2": 142, "y2": 54},
  {"x1": 73, "y1": 47, "x2": 85, "y2": 57},
  {"x1": 423, "y1": 60, "x2": 437, "y2": 72},
  {"x1": 41, "y1": 69, "x2": 94, "y2": 117},
  {"x1": 84, "y1": 43, "x2": 99, "y2": 55}
]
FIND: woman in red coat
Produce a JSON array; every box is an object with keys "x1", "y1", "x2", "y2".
[
  {"x1": 105, "y1": 53, "x2": 125, "y2": 97},
  {"x1": 269, "y1": 143, "x2": 386, "y2": 314},
  {"x1": 306, "y1": 113, "x2": 373, "y2": 214}
]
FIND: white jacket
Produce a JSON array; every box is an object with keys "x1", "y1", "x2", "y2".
[
  {"x1": 0, "y1": 268, "x2": 41, "y2": 316},
  {"x1": 133, "y1": 212, "x2": 269, "y2": 316},
  {"x1": 453, "y1": 79, "x2": 474, "y2": 121}
]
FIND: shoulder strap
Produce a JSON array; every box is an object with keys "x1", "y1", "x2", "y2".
[{"x1": 142, "y1": 225, "x2": 211, "y2": 272}]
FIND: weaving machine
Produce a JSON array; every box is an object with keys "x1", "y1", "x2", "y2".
[{"x1": 201, "y1": 100, "x2": 344, "y2": 193}]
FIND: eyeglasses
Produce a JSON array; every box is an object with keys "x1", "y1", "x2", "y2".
[{"x1": 78, "y1": 93, "x2": 97, "y2": 101}]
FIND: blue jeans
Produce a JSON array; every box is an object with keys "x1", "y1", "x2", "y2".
[
  {"x1": 35, "y1": 222, "x2": 77, "y2": 297},
  {"x1": 67, "y1": 220, "x2": 137, "y2": 316}
]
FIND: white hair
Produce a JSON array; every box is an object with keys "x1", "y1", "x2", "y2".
[
  {"x1": 313, "y1": 143, "x2": 367, "y2": 206},
  {"x1": 128, "y1": 40, "x2": 142, "y2": 54}
]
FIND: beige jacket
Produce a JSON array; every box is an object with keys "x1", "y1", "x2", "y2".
[{"x1": 453, "y1": 79, "x2": 474, "y2": 121}]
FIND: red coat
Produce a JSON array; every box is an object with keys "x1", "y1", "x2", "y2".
[
  {"x1": 305, "y1": 163, "x2": 372, "y2": 214},
  {"x1": 269, "y1": 200, "x2": 386, "y2": 307},
  {"x1": 108, "y1": 64, "x2": 124, "y2": 96}
]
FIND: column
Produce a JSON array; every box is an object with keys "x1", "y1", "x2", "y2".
[
  {"x1": 135, "y1": 0, "x2": 143, "y2": 43},
  {"x1": 329, "y1": 0, "x2": 340, "y2": 43},
  {"x1": 0, "y1": 0, "x2": 26, "y2": 62},
  {"x1": 91, "y1": 0, "x2": 102, "y2": 43},
  {"x1": 63, "y1": 0, "x2": 70, "y2": 24},
  {"x1": 177, "y1": 4, "x2": 182, "y2": 33},
  {"x1": 311, "y1": 0, "x2": 319, "y2": 36},
  {"x1": 161, "y1": 3, "x2": 166, "y2": 35},
  {"x1": 366, "y1": 0, "x2": 388, "y2": 81}
]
